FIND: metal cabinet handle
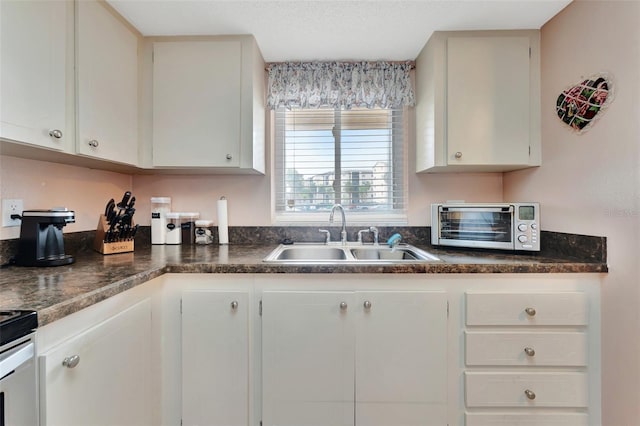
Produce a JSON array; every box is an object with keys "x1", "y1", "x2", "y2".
[
  {"x1": 339, "y1": 302, "x2": 348, "y2": 310},
  {"x1": 62, "y1": 355, "x2": 80, "y2": 368},
  {"x1": 363, "y1": 300, "x2": 372, "y2": 309},
  {"x1": 525, "y1": 307, "x2": 536, "y2": 317},
  {"x1": 230, "y1": 301, "x2": 238, "y2": 310},
  {"x1": 524, "y1": 347, "x2": 536, "y2": 357},
  {"x1": 88, "y1": 139, "x2": 99, "y2": 148},
  {"x1": 454, "y1": 151, "x2": 462, "y2": 159},
  {"x1": 524, "y1": 389, "x2": 536, "y2": 400},
  {"x1": 49, "y1": 129, "x2": 63, "y2": 139},
  {"x1": 226, "y1": 154, "x2": 233, "y2": 160}
]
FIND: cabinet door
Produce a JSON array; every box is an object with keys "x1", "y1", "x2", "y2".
[
  {"x1": 76, "y1": 0, "x2": 139, "y2": 165},
  {"x1": 355, "y1": 291, "x2": 448, "y2": 425},
  {"x1": 152, "y1": 40, "x2": 242, "y2": 167},
  {"x1": 181, "y1": 290, "x2": 249, "y2": 426},
  {"x1": 0, "y1": 0, "x2": 68, "y2": 150},
  {"x1": 262, "y1": 291, "x2": 355, "y2": 426},
  {"x1": 39, "y1": 299, "x2": 152, "y2": 426},
  {"x1": 447, "y1": 36, "x2": 530, "y2": 166}
]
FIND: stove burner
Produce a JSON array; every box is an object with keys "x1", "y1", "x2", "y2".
[{"x1": 0, "y1": 310, "x2": 37, "y2": 347}]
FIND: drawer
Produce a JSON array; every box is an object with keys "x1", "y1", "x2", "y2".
[
  {"x1": 466, "y1": 292, "x2": 588, "y2": 326},
  {"x1": 466, "y1": 412, "x2": 588, "y2": 426},
  {"x1": 465, "y1": 331, "x2": 587, "y2": 366},
  {"x1": 465, "y1": 372, "x2": 588, "y2": 407}
]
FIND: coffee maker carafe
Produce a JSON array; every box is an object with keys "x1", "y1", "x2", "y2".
[{"x1": 15, "y1": 209, "x2": 75, "y2": 266}]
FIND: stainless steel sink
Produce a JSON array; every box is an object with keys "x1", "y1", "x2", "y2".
[
  {"x1": 263, "y1": 243, "x2": 441, "y2": 264},
  {"x1": 271, "y1": 246, "x2": 347, "y2": 261},
  {"x1": 350, "y1": 246, "x2": 440, "y2": 262}
]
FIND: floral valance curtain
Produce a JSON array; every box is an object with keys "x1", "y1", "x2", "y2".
[{"x1": 266, "y1": 61, "x2": 415, "y2": 110}]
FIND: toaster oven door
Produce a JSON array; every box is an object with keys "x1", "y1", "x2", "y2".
[{"x1": 436, "y1": 206, "x2": 514, "y2": 249}]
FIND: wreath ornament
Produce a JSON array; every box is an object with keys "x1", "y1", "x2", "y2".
[{"x1": 556, "y1": 73, "x2": 614, "y2": 134}]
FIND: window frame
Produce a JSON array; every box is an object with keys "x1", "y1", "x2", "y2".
[{"x1": 273, "y1": 106, "x2": 408, "y2": 225}]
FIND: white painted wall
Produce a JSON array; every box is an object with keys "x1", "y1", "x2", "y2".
[{"x1": 503, "y1": 1, "x2": 640, "y2": 423}]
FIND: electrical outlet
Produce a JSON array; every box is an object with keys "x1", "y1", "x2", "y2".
[{"x1": 2, "y1": 199, "x2": 24, "y2": 227}]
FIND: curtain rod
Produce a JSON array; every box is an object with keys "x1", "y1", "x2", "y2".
[{"x1": 264, "y1": 60, "x2": 416, "y2": 71}]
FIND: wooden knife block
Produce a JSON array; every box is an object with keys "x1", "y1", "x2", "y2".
[{"x1": 93, "y1": 214, "x2": 134, "y2": 255}]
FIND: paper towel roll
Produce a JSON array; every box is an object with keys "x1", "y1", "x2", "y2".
[{"x1": 217, "y1": 198, "x2": 229, "y2": 245}]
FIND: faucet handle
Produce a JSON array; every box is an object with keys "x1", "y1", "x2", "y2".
[
  {"x1": 319, "y1": 229, "x2": 331, "y2": 244},
  {"x1": 369, "y1": 227, "x2": 379, "y2": 244}
]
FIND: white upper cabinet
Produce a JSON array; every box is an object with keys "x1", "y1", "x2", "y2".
[
  {"x1": 0, "y1": 0, "x2": 72, "y2": 151},
  {"x1": 151, "y1": 36, "x2": 265, "y2": 173},
  {"x1": 415, "y1": 31, "x2": 541, "y2": 173},
  {"x1": 76, "y1": 1, "x2": 139, "y2": 165}
]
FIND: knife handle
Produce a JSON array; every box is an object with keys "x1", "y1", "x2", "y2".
[{"x1": 118, "y1": 191, "x2": 131, "y2": 209}]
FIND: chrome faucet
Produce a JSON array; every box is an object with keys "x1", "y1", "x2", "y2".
[
  {"x1": 329, "y1": 204, "x2": 348, "y2": 244},
  {"x1": 357, "y1": 226, "x2": 379, "y2": 245}
]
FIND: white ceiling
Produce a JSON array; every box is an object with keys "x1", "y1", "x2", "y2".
[{"x1": 107, "y1": 0, "x2": 571, "y2": 62}]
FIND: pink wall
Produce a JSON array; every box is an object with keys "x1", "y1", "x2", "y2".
[
  {"x1": 504, "y1": 0, "x2": 640, "y2": 423},
  {"x1": 0, "y1": 155, "x2": 133, "y2": 240}
]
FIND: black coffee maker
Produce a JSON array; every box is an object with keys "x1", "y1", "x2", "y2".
[{"x1": 15, "y1": 209, "x2": 75, "y2": 266}]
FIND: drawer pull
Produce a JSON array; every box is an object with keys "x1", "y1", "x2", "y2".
[
  {"x1": 524, "y1": 307, "x2": 536, "y2": 317},
  {"x1": 524, "y1": 389, "x2": 536, "y2": 400},
  {"x1": 62, "y1": 355, "x2": 80, "y2": 369},
  {"x1": 524, "y1": 347, "x2": 536, "y2": 356},
  {"x1": 340, "y1": 302, "x2": 348, "y2": 310},
  {"x1": 230, "y1": 301, "x2": 238, "y2": 310}
]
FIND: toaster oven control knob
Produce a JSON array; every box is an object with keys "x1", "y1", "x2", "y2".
[
  {"x1": 518, "y1": 235, "x2": 528, "y2": 243},
  {"x1": 518, "y1": 223, "x2": 528, "y2": 232},
  {"x1": 531, "y1": 223, "x2": 537, "y2": 230}
]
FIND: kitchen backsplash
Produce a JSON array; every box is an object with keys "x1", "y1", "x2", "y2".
[{"x1": 0, "y1": 226, "x2": 606, "y2": 266}]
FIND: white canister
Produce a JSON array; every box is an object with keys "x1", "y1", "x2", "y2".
[
  {"x1": 151, "y1": 197, "x2": 171, "y2": 244},
  {"x1": 165, "y1": 212, "x2": 182, "y2": 245},
  {"x1": 195, "y1": 220, "x2": 214, "y2": 245}
]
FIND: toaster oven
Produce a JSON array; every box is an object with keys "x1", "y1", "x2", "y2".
[{"x1": 431, "y1": 203, "x2": 540, "y2": 251}]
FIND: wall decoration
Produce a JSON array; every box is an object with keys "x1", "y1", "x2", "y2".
[{"x1": 556, "y1": 74, "x2": 614, "y2": 133}]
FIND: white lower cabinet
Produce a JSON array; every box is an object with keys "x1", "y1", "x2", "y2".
[
  {"x1": 181, "y1": 290, "x2": 250, "y2": 426},
  {"x1": 463, "y1": 290, "x2": 595, "y2": 425},
  {"x1": 261, "y1": 289, "x2": 448, "y2": 426},
  {"x1": 38, "y1": 298, "x2": 153, "y2": 426},
  {"x1": 38, "y1": 273, "x2": 597, "y2": 426}
]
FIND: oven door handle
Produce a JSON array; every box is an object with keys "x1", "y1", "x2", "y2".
[{"x1": 0, "y1": 342, "x2": 34, "y2": 380}]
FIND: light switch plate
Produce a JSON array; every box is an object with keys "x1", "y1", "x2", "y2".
[{"x1": 2, "y1": 199, "x2": 23, "y2": 227}]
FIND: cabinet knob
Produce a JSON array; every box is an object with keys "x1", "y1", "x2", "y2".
[
  {"x1": 88, "y1": 139, "x2": 99, "y2": 148},
  {"x1": 339, "y1": 301, "x2": 348, "y2": 310},
  {"x1": 49, "y1": 129, "x2": 63, "y2": 139},
  {"x1": 525, "y1": 307, "x2": 536, "y2": 317},
  {"x1": 454, "y1": 151, "x2": 462, "y2": 159},
  {"x1": 230, "y1": 301, "x2": 238, "y2": 310},
  {"x1": 524, "y1": 389, "x2": 536, "y2": 400},
  {"x1": 524, "y1": 347, "x2": 536, "y2": 357},
  {"x1": 62, "y1": 355, "x2": 80, "y2": 368},
  {"x1": 226, "y1": 154, "x2": 233, "y2": 160},
  {"x1": 363, "y1": 300, "x2": 372, "y2": 309}
]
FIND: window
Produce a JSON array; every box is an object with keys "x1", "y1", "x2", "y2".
[{"x1": 274, "y1": 107, "x2": 406, "y2": 224}]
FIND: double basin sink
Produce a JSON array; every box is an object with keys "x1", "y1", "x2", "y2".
[{"x1": 263, "y1": 243, "x2": 442, "y2": 264}]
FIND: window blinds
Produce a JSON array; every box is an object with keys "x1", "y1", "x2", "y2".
[{"x1": 274, "y1": 107, "x2": 407, "y2": 223}]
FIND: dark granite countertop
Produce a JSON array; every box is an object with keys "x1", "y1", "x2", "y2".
[{"x1": 0, "y1": 241, "x2": 607, "y2": 327}]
